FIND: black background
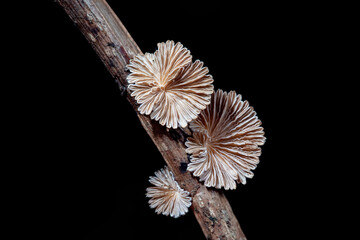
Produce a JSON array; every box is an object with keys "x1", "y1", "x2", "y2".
[{"x1": 7, "y1": 1, "x2": 350, "y2": 239}]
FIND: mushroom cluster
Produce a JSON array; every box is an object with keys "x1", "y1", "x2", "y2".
[{"x1": 127, "y1": 40, "x2": 265, "y2": 217}]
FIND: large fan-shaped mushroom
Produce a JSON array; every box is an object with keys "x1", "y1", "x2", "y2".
[
  {"x1": 185, "y1": 89, "x2": 266, "y2": 190},
  {"x1": 127, "y1": 40, "x2": 214, "y2": 129},
  {"x1": 146, "y1": 166, "x2": 192, "y2": 218}
]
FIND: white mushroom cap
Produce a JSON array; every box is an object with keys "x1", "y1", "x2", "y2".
[
  {"x1": 127, "y1": 40, "x2": 214, "y2": 129},
  {"x1": 146, "y1": 166, "x2": 192, "y2": 218},
  {"x1": 185, "y1": 89, "x2": 266, "y2": 190}
]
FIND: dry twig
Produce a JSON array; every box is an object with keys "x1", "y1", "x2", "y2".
[{"x1": 56, "y1": 1, "x2": 246, "y2": 239}]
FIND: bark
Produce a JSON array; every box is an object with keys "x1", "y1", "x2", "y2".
[{"x1": 56, "y1": 1, "x2": 246, "y2": 239}]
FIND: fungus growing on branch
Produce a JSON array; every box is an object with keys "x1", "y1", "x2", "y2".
[
  {"x1": 146, "y1": 166, "x2": 192, "y2": 218},
  {"x1": 185, "y1": 89, "x2": 266, "y2": 190},
  {"x1": 127, "y1": 40, "x2": 214, "y2": 129}
]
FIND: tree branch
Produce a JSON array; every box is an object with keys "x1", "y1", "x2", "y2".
[{"x1": 56, "y1": 1, "x2": 246, "y2": 239}]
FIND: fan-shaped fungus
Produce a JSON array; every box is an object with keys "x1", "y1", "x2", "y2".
[
  {"x1": 185, "y1": 89, "x2": 266, "y2": 190},
  {"x1": 146, "y1": 166, "x2": 192, "y2": 218},
  {"x1": 127, "y1": 40, "x2": 214, "y2": 129}
]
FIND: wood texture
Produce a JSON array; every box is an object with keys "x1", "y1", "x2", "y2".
[{"x1": 56, "y1": 1, "x2": 246, "y2": 239}]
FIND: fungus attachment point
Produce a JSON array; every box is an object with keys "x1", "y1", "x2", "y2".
[
  {"x1": 185, "y1": 89, "x2": 266, "y2": 190},
  {"x1": 127, "y1": 40, "x2": 214, "y2": 129},
  {"x1": 146, "y1": 166, "x2": 192, "y2": 218}
]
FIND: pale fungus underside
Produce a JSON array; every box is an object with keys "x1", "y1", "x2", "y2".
[
  {"x1": 146, "y1": 166, "x2": 192, "y2": 218},
  {"x1": 186, "y1": 90, "x2": 266, "y2": 190},
  {"x1": 127, "y1": 40, "x2": 214, "y2": 129}
]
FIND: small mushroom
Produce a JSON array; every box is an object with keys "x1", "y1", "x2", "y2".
[
  {"x1": 185, "y1": 89, "x2": 266, "y2": 190},
  {"x1": 127, "y1": 40, "x2": 214, "y2": 129},
  {"x1": 146, "y1": 166, "x2": 192, "y2": 218}
]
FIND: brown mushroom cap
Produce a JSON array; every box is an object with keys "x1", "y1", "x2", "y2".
[
  {"x1": 127, "y1": 40, "x2": 214, "y2": 129},
  {"x1": 185, "y1": 89, "x2": 266, "y2": 190},
  {"x1": 146, "y1": 166, "x2": 192, "y2": 218}
]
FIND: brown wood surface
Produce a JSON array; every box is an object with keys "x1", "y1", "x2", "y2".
[{"x1": 56, "y1": 1, "x2": 246, "y2": 239}]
